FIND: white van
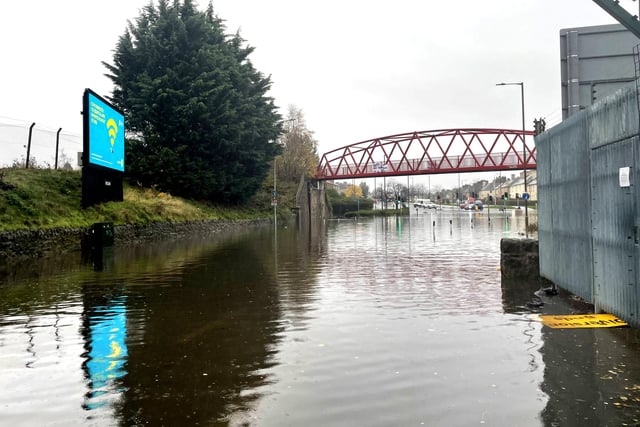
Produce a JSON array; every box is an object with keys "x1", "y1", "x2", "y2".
[{"x1": 413, "y1": 198, "x2": 437, "y2": 209}]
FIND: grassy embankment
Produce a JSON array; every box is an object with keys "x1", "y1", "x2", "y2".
[{"x1": 0, "y1": 168, "x2": 272, "y2": 232}]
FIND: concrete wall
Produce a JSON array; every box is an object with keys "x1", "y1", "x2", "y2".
[
  {"x1": 537, "y1": 83, "x2": 640, "y2": 325},
  {"x1": 296, "y1": 178, "x2": 329, "y2": 239}
]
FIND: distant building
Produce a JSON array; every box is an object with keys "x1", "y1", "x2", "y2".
[
  {"x1": 508, "y1": 171, "x2": 537, "y2": 201},
  {"x1": 485, "y1": 171, "x2": 537, "y2": 202},
  {"x1": 479, "y1": 181, "x2": 498, "y2": 201}
]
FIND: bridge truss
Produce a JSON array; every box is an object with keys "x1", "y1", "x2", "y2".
[{"x1": 316, "y1": 128, "x2": 536, "y2": 180}]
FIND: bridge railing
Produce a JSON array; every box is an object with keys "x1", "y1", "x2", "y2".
[
  {"x1": 316, "y1": 128, "x2": 536, "y2": 180},
  {"x1": 328, "y1": 152, "x2": 524, "y2": 179}
]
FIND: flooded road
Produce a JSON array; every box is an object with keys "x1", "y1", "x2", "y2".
[{"x1": 2, "y1": 209, "x2": 640, "y2": 426}]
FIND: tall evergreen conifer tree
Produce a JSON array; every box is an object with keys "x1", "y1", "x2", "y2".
[{"x1": 103, "y1": 0, "x2": 282, "y2": 203}]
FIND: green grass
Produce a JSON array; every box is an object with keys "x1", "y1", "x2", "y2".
[{"x1": 0, "y1": 168, "x2": 270, "y2": 231}]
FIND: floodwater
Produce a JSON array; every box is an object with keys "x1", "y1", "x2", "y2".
[{"x1": 2, "y1": 208, "x2": 640, "y2": 426}]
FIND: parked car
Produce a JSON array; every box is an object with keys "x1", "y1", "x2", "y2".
[
  {"x1": 460, "y1": 200, "x2": 483, "y2": 210},
  {"x1": 465, "y1": 200, "x2": 483, "y2": 210}
]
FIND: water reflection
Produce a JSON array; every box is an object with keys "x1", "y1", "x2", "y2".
[
  {"x1": 501, "y1": 278, "x2": 546, "y2": 377},
  {"x1": 109, "y1": 225, "x2": 330, "y2": 425},
  {"x1": 82, "y1": 293, "x2": 128, "y2": 411},
  {"x1": 502, "y1": 275, "x2": 640, "y2": 426},
  {"x1": 238, "y1": 213, "x2": 547, "y2": 426},
  {"x1": 6, "y1": 212, "x2": 640, "y2": 426},
  {"x1": 534, "y1": 288, "x2": 640, "y2": 426}
]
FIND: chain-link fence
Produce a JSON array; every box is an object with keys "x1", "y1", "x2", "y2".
[{"x1": 0, "y1": 117, "x2": 82, "y2": 169}]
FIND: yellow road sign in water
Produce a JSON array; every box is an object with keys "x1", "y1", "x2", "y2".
[{"x1": 538, "y1": 313, "x2": 628, "y2": 329}]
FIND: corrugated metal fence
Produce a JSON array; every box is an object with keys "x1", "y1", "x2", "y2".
[{"x1": 537, "y1": 84, "x2": 640, "y2": 325}]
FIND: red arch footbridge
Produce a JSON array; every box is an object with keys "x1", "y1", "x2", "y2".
[{"x1": 315, "y1": 128, "x2": 536, "y2": 180}]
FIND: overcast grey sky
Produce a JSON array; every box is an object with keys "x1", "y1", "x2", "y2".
[{"x1": 0, "y1": 1, "x2": 627, "y2": 186}]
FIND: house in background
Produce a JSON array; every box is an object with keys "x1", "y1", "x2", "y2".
[
  {"x1": 483, "y1": 171, "x2": 537, "y2": 203},
  {"x1": 508, "y1": 171, "x2": 537, "y2": 201}
]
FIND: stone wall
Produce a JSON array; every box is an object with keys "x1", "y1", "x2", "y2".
[
  {"x1": 0, "y1": 219, "x2": 270, "y2": 261},
  {"x1": 0, "y1": 227, "x2": 86, "y2": 260},
  {"x1": 500, "y1": 238, "x2": 542, "y2": 279}
]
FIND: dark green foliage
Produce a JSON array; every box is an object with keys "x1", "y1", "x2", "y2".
[
  {"x1": 103, "y1": 0, "x2": 282, "y2": 203},
  {"x1": 0, "y1": 170, "x2": 15, "y2": 191},
  {"x1": 326, "y1": 189, "x2": 373, "y2": 218}
]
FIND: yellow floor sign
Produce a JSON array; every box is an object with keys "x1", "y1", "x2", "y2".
[{"x1": 538, "y1": 313, "x2": 628, "y2": 329}]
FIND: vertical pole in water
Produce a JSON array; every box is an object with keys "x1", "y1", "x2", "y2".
[
  {"x1": 383, "y1": 176, "x2": 386, "y2": 210},
  {"x1": 520, "y1": 83, "x2": 529, "y2": 238},
  {"x1": 273, "y1": 158, "x2": 277, "y2": 229},
  {"x1": 407, "y1": 176, "x2": 410, "y2": 210},
  {"x1": 353, "y1": 178, "x2": 358, "y2": 219}
]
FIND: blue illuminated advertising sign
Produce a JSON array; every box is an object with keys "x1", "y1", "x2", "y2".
[{"x1": 83, "y1": 89, "x2": 125, "y2": 172}]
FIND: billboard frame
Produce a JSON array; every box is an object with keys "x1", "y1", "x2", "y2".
[{"x1": 81, "y1": 89, "x2": 125, "y2": 208}]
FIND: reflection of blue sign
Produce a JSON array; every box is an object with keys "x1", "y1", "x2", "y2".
[
  {"x1": 87, "y1": 91, "x2": 125, "y2": 172},
  {"x1": 522, "y1": 192, "x2": 530, "y2": 201},
  {"x1": 86, "y1": 299, "x2": 128, "y2": 409}
]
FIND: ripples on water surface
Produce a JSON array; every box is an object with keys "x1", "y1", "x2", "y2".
[{"x1": 2, "y1": 211, "x2": 640, "y2": 426}]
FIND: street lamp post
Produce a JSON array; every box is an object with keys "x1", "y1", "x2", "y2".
[
  {"x1": 273, "y1": 157, "x2": 277, "y2": 228},
  {"x1": 496, "y1": 82, "x2": 528, "y2": 236}
]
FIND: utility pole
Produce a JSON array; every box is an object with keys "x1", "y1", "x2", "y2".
[
  {"x1": 496, "y1": 82, "x2": 528, "y2": 236},
  {"x1": 273, "y1": 158, "x2": 277, "y2": 228}
]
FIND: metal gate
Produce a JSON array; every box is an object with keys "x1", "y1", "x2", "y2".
[{"x1": 590, "y1": 137, "x2": 639, "y2": 322}]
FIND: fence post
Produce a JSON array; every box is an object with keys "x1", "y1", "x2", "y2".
[
  {"x1": 55, "y1": 128, "x2": 62, "y2": 170},
  {"x1": 25, "y1": 122, "x2": 35, "y2": 168}
]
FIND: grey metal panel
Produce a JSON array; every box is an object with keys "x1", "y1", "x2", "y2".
[
  {"x1": 571, "y1": 25, "x2": 639, "y2": 57},
  {"x1": 560, "y1": 24, "x2": 640, "y2": 119},
  {"x1": 580, "y1": 81, "x2": 635, "y2": 109},
  {"x1": 559, "y1": 24, "x2": 638, "y2": 57},
  {"x1": 635, "y1": 137, "x2": 640, "y2": 324},
  {"x1": 537, "y1": 113, "x2": 593, "y2": 300},
  {"x1": 588, "y1": 84, "x2": 639, "y2": 149},
  {"x1": 591, "y1": 137, "x2": 638, "y2": 323},
  {"x1": 578, "y1": 57, "x2": 635, "y2": 82}
]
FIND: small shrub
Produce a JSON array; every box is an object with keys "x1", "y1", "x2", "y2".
[{"x1": 0, "y1": 171, "x2": 15, "y2": 191}]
